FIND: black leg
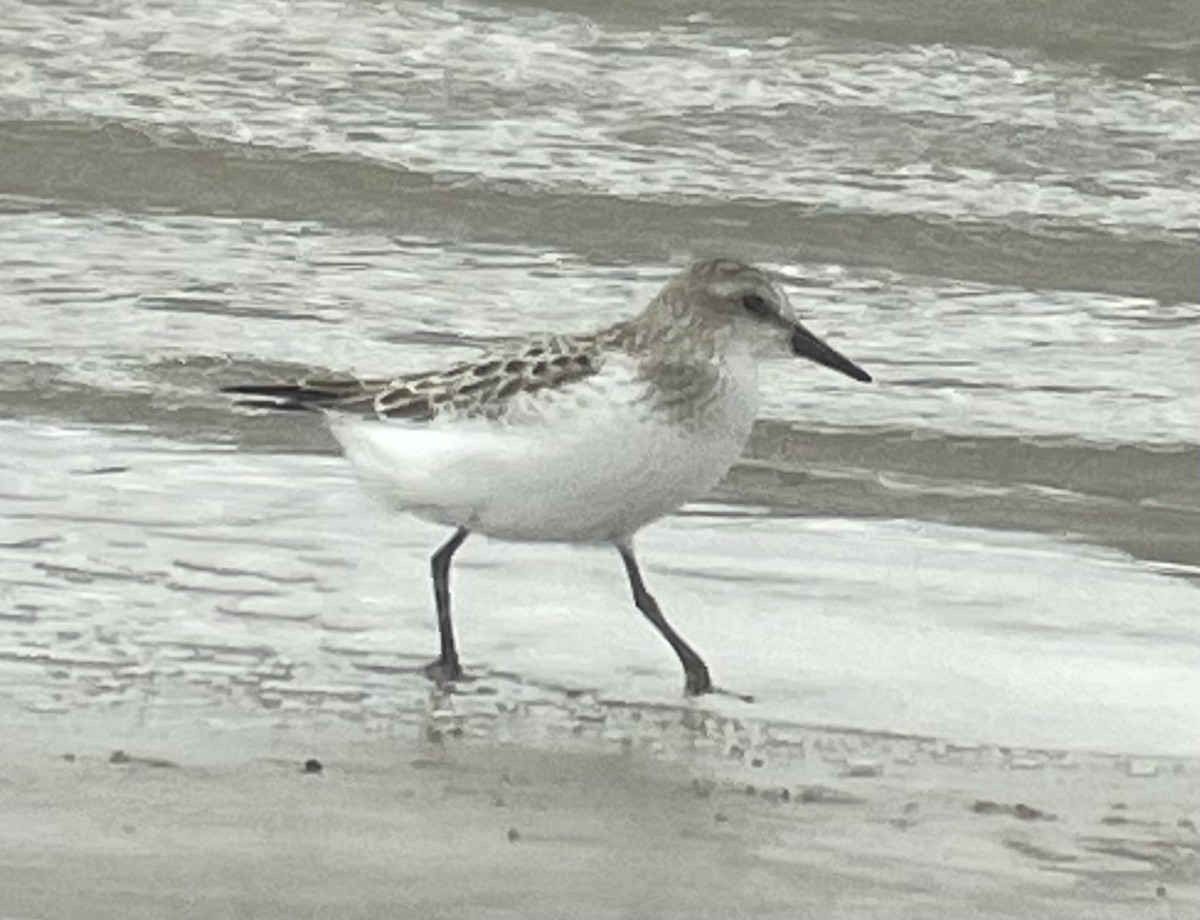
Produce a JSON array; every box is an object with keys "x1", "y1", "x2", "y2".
[
  {"x1": 426, "y1": 527, "x2": 469, "y2": 685},
  {"x1": 617, "y1": 543, "x2": 712, "y2": 696}
]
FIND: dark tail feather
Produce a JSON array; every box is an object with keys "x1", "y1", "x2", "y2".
[{"x1": 222, "y1": 380, "x2": 378, "y2": 412}]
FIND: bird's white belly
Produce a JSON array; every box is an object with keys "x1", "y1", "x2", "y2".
[
  {"x1": 468, "y1": 405, "x2": 748, "y2": 541},
  {"x1": 328, "y1": 357, "x2": 759, "y2": 543}
]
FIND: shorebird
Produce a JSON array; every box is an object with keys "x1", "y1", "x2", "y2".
[{"x1": 226, "y1": 258, "x2": 871, "y2": 695}]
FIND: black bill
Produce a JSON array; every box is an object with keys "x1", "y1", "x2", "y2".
[{"x1": 790, "y1": 323, "x2": 872, "y2": 383}]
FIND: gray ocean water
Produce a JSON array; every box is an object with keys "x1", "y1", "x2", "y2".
[{"x1": 1, "y1": 0, "x2": 1197, "y2": 756}]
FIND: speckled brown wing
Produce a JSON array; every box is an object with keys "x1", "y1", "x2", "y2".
[
  {"x1": 224, "y1": 332, "x2": 617, "y2": 421},
  {"x1": 372, "y1": 335, "x2": 607, "y2": 420}
]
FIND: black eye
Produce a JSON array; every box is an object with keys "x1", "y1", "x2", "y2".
[{"x1": 742, "y1": 293, "x2": 772, "y2": 317}]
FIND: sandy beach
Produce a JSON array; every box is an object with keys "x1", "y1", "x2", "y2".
[
  {"x1": 3, "y1": 0, "x2": 1199, "y2": 915},
  {"x1": 2, "y1": 693, "x2": 1196, "y2": 920}
]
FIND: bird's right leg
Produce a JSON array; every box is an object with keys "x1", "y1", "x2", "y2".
[
  {"x1": 425, "y1": 527, "x2": 470, "y2": 685},
  {"x1": 616, "y1": 541, "x2": 713, "y2": 696}
]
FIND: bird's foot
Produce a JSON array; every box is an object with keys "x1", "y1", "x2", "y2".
[
  {"x1": 423, "y1": 656, "x2": 466, "y2": 688},
  {"x1": 683, "y1": 665, "x2": 713, "y2": 697},
  {"x1": 684, "y1": 667, "x2": 755, "y2": 703},
  {"x1": 711, "y1": 686, "x2": 756, "y2": 704}
]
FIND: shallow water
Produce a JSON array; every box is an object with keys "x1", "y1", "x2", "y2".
[{"x1": 1, "y1": 0, "x2": 1198, "y2": 756}]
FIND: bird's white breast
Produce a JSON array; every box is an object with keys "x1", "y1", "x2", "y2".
[{"x1": 328, "y1": 349, "x2": 760, "y2": 543}]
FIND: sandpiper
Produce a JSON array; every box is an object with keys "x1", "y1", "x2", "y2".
[{"x1": 226, "y1": 258, "x2": 871, "y2": 695}]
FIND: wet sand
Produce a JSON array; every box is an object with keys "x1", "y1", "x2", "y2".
[
  {"x1": 1, "y1": 419, "x2": 1197, "y2": 917},
  {"x1": 2, "y1": 701, "x2": 1196, "y2": 920},
  {"x1": 3, "y1": 0, "x2": 1199, "y2": 915}
]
